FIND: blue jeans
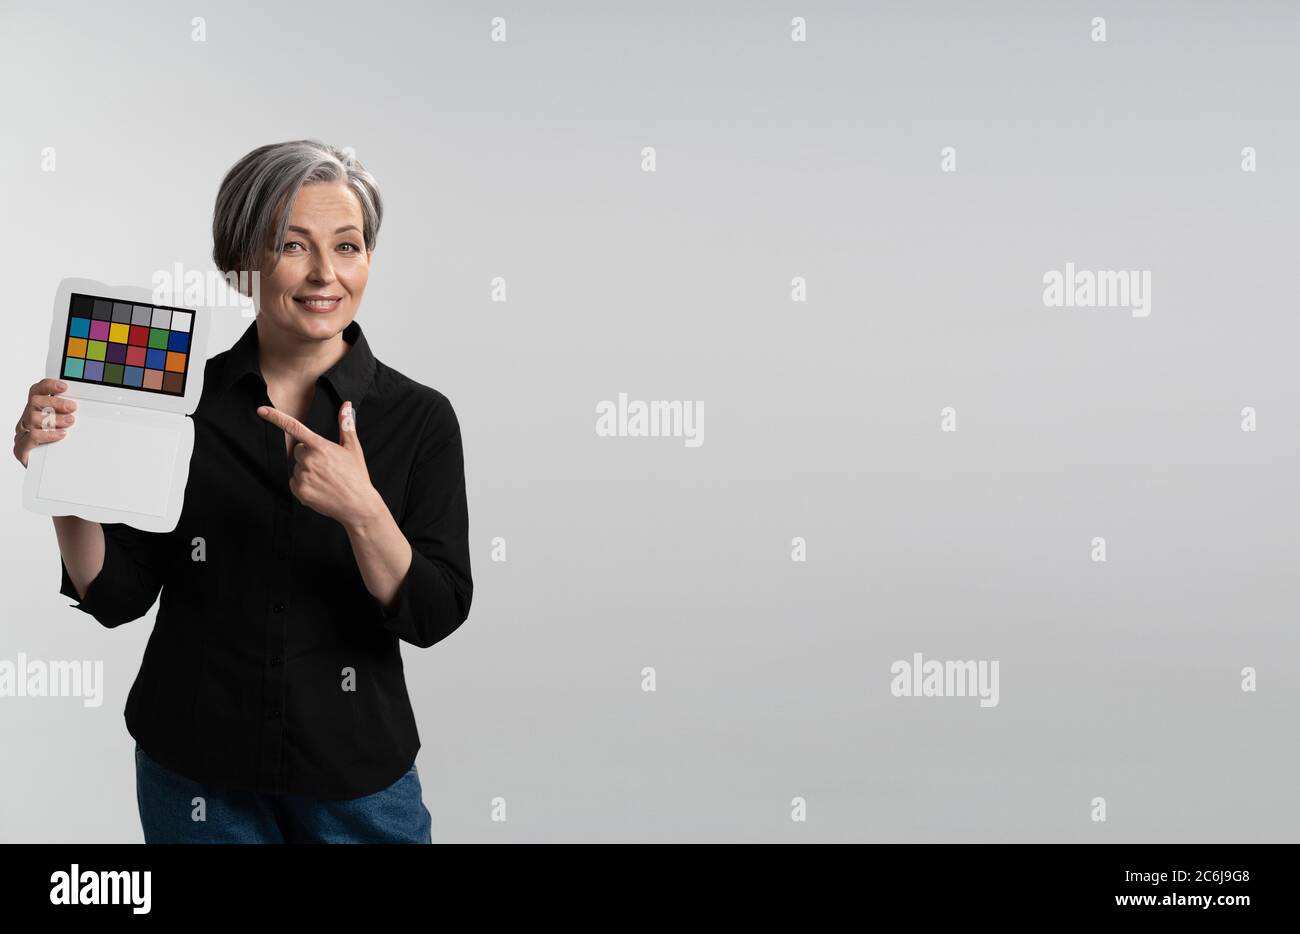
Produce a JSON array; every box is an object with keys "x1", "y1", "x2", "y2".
[{"x1": 134, "y1": 742, "x2": 432, "y2": 843}]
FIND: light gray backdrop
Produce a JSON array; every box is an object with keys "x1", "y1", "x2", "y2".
[{"x1": 1, "y1": 0, "x2": 1297, "y2": 842}]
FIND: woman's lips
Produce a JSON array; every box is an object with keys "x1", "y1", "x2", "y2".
[{"x1": 294, "y1": 297, "x2": 342, "y2": 313}]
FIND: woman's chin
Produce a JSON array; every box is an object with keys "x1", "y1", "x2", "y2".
[{"x1": 294, "y1": 309, "x2": 348, "y2": 335}]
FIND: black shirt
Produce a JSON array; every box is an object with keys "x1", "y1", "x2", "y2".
[{"x1": 58, "y1": 319, "x2": 473, "y2": 800}]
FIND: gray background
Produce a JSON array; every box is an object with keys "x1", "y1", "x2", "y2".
[{"x1": 1, "y1": 0, "x2": 1297, "y2": 842}]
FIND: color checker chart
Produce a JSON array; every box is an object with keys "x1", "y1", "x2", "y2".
[{"x1": 61, "y1": 293, "x2": 194, "y2": 396}]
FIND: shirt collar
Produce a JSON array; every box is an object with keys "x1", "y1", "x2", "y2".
[{"x1": 214, "y1": 318, "x2": 377, "y2": 403}]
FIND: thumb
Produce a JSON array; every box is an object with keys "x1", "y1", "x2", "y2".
[{"x1": 339, "y1": 400, "x2": 361, "y2": 453}]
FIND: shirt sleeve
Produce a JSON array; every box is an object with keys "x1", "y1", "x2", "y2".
[
  {"x1": 59, "y1": 522, "x2": 173, "y2": 629},
  {"x1": 375, "y1": 393, "x2": 473, "y2": 649}
]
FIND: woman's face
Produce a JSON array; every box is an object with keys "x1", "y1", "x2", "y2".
[{"x1": 256, "y1": 182, "x2": 371, "y2": 344}]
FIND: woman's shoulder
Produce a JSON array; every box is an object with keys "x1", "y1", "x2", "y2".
[{"x1": 369, "y1": 357, "x2": 461, "y2": 438}]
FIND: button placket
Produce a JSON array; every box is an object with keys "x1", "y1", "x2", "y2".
[{"x1": 258, "y1": 388, "x2": 293, "y2": 793}]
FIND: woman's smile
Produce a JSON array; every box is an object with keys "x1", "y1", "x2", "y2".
[{"x1": 294, "y1": 295, "x2": 344, "y2": 313}]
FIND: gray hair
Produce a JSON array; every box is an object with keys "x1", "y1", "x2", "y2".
[{"x1": 211, "y1": 139, "x2": 383, "y2": 275}]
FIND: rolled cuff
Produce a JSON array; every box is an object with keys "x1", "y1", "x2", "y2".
[
  {"x1": 375, "y1": 551, "x2": 472, "y2": 649},
  {"x1": 59, "y1": 525, "x2": 165, "y2": 628}
]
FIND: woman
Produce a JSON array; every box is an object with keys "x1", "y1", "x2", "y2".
[{"x1": 13, "y1": 140, "x2": 473, "y2": 843}]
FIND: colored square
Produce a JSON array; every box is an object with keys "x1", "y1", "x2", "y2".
[
  {"x1": 151, "y1": 307, "x2": 171, "y2": 329},
  {"x1": 132, "y1": 305, "x2": 152, "y2": 326},
  {"x1": 112, "y1": 302, "x2": 133, "y2": 323},
  {"x1": 105, "y1": 343, "x2": 127, "y2": 365},
  {"x1": 69, "y1": 317, "x2": 90, "y2": 339},
  {"x1": 109, "y1": 322, "x2": 130, "y2": 344},
  {"x1": 171, "y1": 310, "x2": 193, "y2": 334},
  {"x1": 103, "y1": 363, "x2": 124, "y2": 384},
  {"x1": 126, "y1": 345, "x2": 147, "y2": 367},
  {"x1": 66, "y1": 337, "x2": 87, "y2": 358},
  {"x1": 143, "y1": 369, "x2": 164, "y2": 390},
  {"x1": 63, "y1": 358, "x2": 84, "y2": 379},
  {"x1": 86, "y1": 340, "x2": 107, "y2": 361},
  {"x1": 92, "y1": 300, "x2": 112, "y2": 320},
  {"x1": 70, "y1": 295, "x2": 94, "y2": 317},
  {"x1": 89, "y1": 319, "x2": 110, "y2": 341},
  {"x1": 146, "y1": 348, "x2": 167, "y2": 369},
  {"x1": 148, "y1": 328, "x2": 169, "y2": 349},
  {"x1": 163, "y1": 371, "x2": 184, "y2": 394},
  {"x1": 83, "y1": 360, "x2": 104, "y2": 381},
  {"x1": 168, "y1": 331, "x2": 190, "y2": 352},
  {"x1": 165, "y1": 351, "x2": 187, "y2": 373},
  {"x1": 129, "y1": 325, "x2": 150, "y2": 346},
  {"x1": 123, "y1": 366, "x2": 144, "y2": 387}
]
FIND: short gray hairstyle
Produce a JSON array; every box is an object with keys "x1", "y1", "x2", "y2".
[{"x1": 212, "y1": 139, "x2": 383, "y2": 275}]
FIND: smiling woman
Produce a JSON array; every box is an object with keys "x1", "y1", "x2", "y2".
[
  {"x1": 30, "y1": 139, "x2": 473, "y2": 844},
  {"x1": 213, "y1": 141, "x2": 382, "y2": 351}
]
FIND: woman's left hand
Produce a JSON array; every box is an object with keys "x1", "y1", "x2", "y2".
[{"x1": 257, "y1": 400, "x2": 383, "y2": 530}]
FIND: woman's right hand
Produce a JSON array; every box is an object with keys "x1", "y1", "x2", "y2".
[{"x1": 14, "y1": 378, "x2": 77, "y2": 468}]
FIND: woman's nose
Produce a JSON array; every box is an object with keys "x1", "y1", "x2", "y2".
[{"x1": 308, "y1": 253, "x2": 337, "y2": 283}]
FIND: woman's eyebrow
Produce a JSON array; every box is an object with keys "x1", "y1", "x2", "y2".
[{"x1": 286, "y1": 224, "x2": 360, "y2": 235}]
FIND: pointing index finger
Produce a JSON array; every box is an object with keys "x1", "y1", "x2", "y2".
[{"x1": 256, "y1": 405, "x2": 322, "y2": 446}]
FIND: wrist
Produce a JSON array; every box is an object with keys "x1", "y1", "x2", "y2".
[{"x1": 345, "y1": 487, "x2": 389, "y2": 536}]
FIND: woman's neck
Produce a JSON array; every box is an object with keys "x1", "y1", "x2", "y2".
[{"x1": 256, "y1": 320, "x2": 350, "y2": 396}]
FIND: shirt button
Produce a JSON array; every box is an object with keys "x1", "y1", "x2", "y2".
[
  {"x1": 266, "y1": 707, "x2": 281, "y2": 720},
  {"x1": 272, "y1": 602, "x2": 285, "y2": 614},
  {"x1": 270, "y1": 656, "x2": 282, "y2": 667}
]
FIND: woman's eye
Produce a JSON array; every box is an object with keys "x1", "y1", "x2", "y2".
[
  {"x1": 282, "y1": 241, "x2": 304, "y2": 253},
  {"x1": 338, "y1": 243, "x2": 359, "y2": 253}
]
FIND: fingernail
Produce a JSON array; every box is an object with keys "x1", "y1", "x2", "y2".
[
  {"x1": 55, "y1": 429, "x2": 66, "y2": 436},
  {"x1": 56, "y1": 381, "x2": 67, "y2": 390},
  {"x1": 68, "y1": 401, "x2": 77, "y2": 411}
]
